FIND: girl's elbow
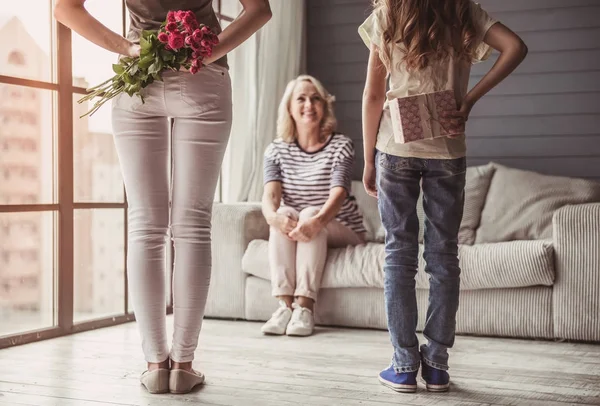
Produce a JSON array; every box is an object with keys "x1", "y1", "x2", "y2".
[
  {"x1": 511, "y1": 38, "x2": 528, "y2": 61},
  {"x1": 519, "y1": 40, "x2": 529, "y2": 60}
]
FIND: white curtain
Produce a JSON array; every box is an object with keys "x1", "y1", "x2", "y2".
[{"x1": 221, "y1": 0, "x2": 305, "y2": 202}]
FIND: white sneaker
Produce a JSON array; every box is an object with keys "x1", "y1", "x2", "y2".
[
  {"x1": 261, "y1": 301, "x2": 293, "y2": 335},
  {"x1": 285, "y1": 303, "x2": 315, "y2": 336}
]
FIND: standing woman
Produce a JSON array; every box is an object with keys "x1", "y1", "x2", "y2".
[{"x1": 53, "y1": 0, "x2": 271, "y2": 395}]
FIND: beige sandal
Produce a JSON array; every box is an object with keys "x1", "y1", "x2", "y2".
[
  {"x1": 140, "y1": 368, "x2": 170, "y2": 394},
  {"x1": 169, "y1": 369, "x2": 205, "y2": 394}
]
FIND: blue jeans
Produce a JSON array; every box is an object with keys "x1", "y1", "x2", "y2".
[{"x1": 376, "y1": 151, "x2": 466, "y2": 373}]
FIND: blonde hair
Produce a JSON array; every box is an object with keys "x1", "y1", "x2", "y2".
[
  {"x1": 276, "y1": 75, "x2": 338, "y2": 143},
  {"x1": 373, "y1": 0, "x2": 478, "y2": 72}
]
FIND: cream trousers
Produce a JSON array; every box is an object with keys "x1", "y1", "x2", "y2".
[
  {"x1": 111, "y1": 65, "x2": 232, "y2": 363},
  {"x1": 269, "y1": 206, "x2": 365, "y2": 301}
]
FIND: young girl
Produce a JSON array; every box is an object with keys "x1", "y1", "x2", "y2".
[{"x1": 359, "y1": 0, "x2": 527, "y2": 393}]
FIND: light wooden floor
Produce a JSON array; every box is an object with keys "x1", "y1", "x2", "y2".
[{"x1": 1, "y1": 318, "x2": 599, "y2": 406}]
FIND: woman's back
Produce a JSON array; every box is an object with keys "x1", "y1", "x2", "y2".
[{"x1": 125, "y1": 0, "x2": 227, "y2": 67}]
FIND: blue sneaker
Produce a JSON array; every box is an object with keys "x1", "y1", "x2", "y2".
[
  {"x1": 378, "y1": 365, "x2": 418, "y2": 393},
  {"x1": 421, "y1": 362, "x2": 450, "y2": 392}
]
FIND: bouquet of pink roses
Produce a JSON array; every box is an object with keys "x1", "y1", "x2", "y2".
[{"x1": 78, "y1": 10, "x2": 219, "y2": 117}]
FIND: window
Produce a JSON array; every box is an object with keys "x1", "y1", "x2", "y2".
[
  {"x1": 74, "y1": 209, "x2": 125, "y2": 323},
  {"x1": 0, "y1": 212, "x2": 54, "y2": 337},
  {"x1": 0, "y1": 2, "x2": 53, "y2": 82},
  {"x1": 1, "y1": 0, "x2": 243, "y2": 348},
  {"x1": 0, "y1": 0, "x2": 129, "y2": 347}
]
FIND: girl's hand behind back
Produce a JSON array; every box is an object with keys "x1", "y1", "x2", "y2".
[{"x1": 444, "y1": 99, "x2": 474, "y2": 138}]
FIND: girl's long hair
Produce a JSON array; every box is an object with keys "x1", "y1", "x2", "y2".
[{"x1": 373, "y1": 0, "x2": 478, "y2": 71}]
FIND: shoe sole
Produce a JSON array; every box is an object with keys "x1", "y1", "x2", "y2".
[
  {"x1": 286, "y1": 331, "x2": 312, "y2": 337},
  {"x1": 426, "y1": 384, "x2": 449, "y2": 392},
  {"x1": 285, "y1": 327, "x2": 313, "y2": 336},
  {"x1": 421, "y1": 378, "x2": 449, "y2": 392},
  {"x1": 261, "y1": 329, "x2": 286, "y2": 335},
  {"x1": 378, "y1": 376, "x2": 417, "y2": 393}
]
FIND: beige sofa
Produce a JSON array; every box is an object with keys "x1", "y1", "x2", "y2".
[{"x1": 206, "y1": 163, "x2": 600, "y2": 342}]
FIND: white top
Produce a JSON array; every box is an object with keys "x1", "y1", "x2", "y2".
[{"x1": 358, "y1": 1, "x2": 498, "y2": 159}]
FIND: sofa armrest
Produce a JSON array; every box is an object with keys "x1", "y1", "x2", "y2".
[
  {"x1": 205, "y1": 202, "x2": 269, "y2": 319},
  {"x1": 552, "y1": 203, "x2": 600, "y2": 341}
]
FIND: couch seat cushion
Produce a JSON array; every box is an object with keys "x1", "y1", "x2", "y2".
[{"x1": 242, "y1": 239, "x2": 554, "y2": 290}]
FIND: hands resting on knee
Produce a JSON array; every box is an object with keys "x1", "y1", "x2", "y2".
[{"x1": 273, "y1": 212, "x2": 324, "y2": 243}]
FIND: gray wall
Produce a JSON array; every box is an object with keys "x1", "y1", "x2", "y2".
[{"x1": 306, "y1": 0, "x2": 600, "y2": 181}]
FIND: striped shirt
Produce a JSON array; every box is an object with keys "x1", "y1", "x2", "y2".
[{"x1": 263, "y1": 133, "x2": 366, "y2": 234}]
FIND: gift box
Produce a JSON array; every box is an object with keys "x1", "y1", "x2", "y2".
[{"x1": 389, "y1": 90, "x2": 465, "y2": 144}]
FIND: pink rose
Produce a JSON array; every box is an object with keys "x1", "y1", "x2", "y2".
[
  {"x1": 166, "y1": 11, "x2": 176, "y2": 22},
  {"x1": 192, "y1": 51, "x2": 201, "y2": 59},
  {"x1": 175, "y1": 11, "x2": 185, "y2": 21},
  {"x1": 190, "y1": 65, "x2": 199, "y2": 74},
  {"x1": 158, "y1": 32, "x2": 169, "y2": 43},
  {"x1": 165, "y1": 22, "x2": 178, "y2": 33},
  {"x1": 182, "y1": 12, "x2": 196, "y2": 26},
  {"x1": 200, "y1": 39, "x2": 211, "y2": 48},
  {"x1": 191, "y1": 58, "x2": 200, "y2": 68},
  {"x1": 184, "y1": 35, "x2": 194, "y2": 46},
  {"x1": 200, "y1": 26, "x2": 210, "y2": 34},
  {"x1": 168, "y1": 33, "x2": 185, "y2": 50},
  {"x1": 190, "y1": 40, "x2": 202, "y2": 51},
  {"x1": 186, "y1": 20, "x2": 199, "y2": 32},
  {"x1": 185, "y1": 24, "x2": 197, "y2": 36},
  {"x1": 192, "y1": 29, "x2": 204, "y2": 42}
]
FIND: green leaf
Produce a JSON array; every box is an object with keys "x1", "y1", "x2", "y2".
[
  {"x1": 112, "y1": 64, "x2": 125, "y2": 75},
  {"x1": 138, "y1": 55, "x2": 154, "y2": 70},
  {"x1": 140, "y1": 37, "x2": 151, "y2": 51},
  {"x1": 140, "y1": 29, "x2": 153, "y2": 39},
  {"x1": 120, "y1": 56, "x2": 134, "y2": 65},
  {"x1": 122, "y1": 74, "x2": 135, "y2": 85},
  {"x1": 148, "y1": 62, "x2": 160, "y2": 75},
  {"x1": 159, "y1": 48, "x2": 171, "y2": 60}
]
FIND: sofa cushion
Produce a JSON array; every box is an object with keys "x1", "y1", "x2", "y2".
[
  {"x1": 242, "y1": 239, "x2": 554, "y2": 291},
  {"x1": 460, "y1": 163, "x2": 496, "y2": 244},
  {"x1": 351, "y1": 163, "x2": 495, "y2": 245},
  {"x1": 476, "y1": 163, "x2": 600, "y2": 243}
]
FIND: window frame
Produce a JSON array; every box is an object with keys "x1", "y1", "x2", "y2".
[{"x1": 0, "y1": 1, "x2": 236, "y2": 349}]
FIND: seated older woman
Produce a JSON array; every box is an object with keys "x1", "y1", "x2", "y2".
[{"x1": 260, "y1": 75, "x2": 366, "y2": 337}]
